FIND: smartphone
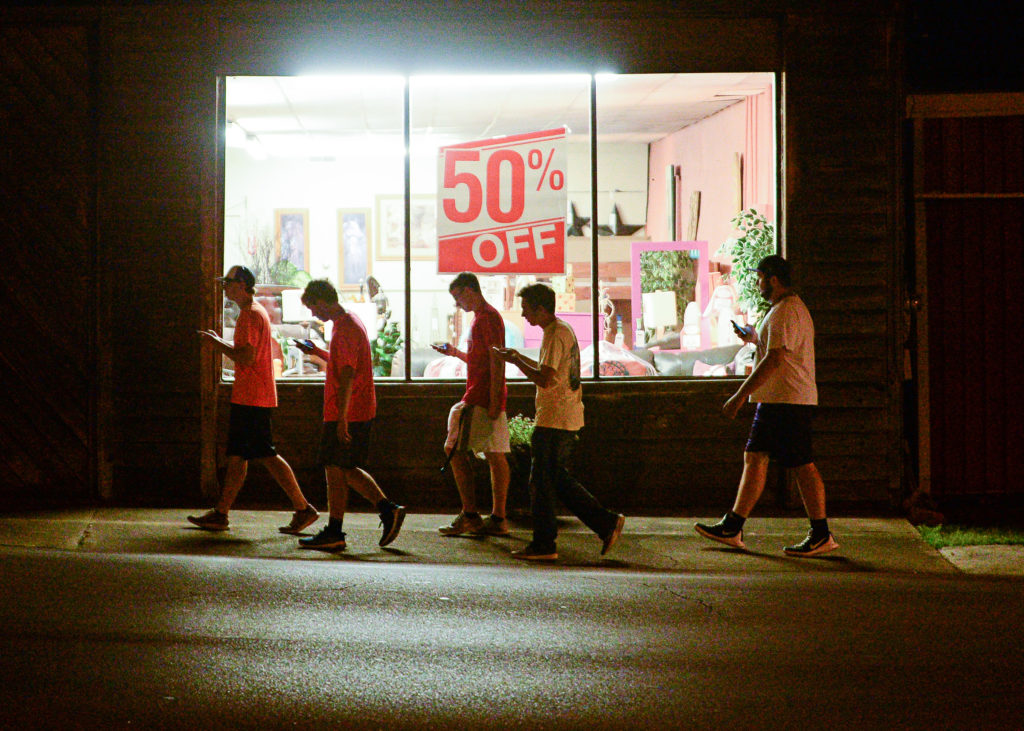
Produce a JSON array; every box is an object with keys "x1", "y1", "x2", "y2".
[
  {"x1": 731, "y1": 320, "x2": 748, "y2": 337},
  {"x1": 292, "y1": 338, "x2": 315, "y2": 350},
  {"x1": 431, "y1": 342, "x2": 449, "y2": 352}
]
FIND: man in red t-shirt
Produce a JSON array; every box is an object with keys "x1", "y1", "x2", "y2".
[
  {"x1": 188, "y1": 265, "x2": 319, "y2": 534},
  {"x1": 292, "y1": 279, "x2": 405, "y2": 551},
  {"x1": 432, "y1": 272, "x2": 511, "y2": 537}
]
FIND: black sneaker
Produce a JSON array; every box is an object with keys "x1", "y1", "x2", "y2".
[
  {"x1": 298, "y1": 526, "x2": 346, "y2": 551},
  {"x1": 379, "y1": 504, "x2": 406, "y2": 547},
  {"x1": 784, "y1": 531, "x2": 839, "y2": 557},
  {"x1": 694, "y1": 519, "x2": 746, "y2": 549},
  {"x1": 279, "y1": 505, "x2": 319, "y2": 534},
  {"x1": 601, "y1": 514, "x2": 626, "y2": 556},
  {"x1": 187, "y1": 509, "x2": 229, "y2": 531},
  {"x1": 511, "y1": 543, "x2": 558, "y2": 561}
]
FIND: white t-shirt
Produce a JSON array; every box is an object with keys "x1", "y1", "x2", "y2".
[
  {"x1": 749, "y1": 294, "x2": 818, "y2": 405},
  {"x1": 535, "y1": 319, "x2": 585, "y2": 431}
]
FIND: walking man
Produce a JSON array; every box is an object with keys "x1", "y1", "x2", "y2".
[
  {"x1": 494, "y1": 283, "x2": 625, "y2": 561},
  {"x1": 292, "y1": 279, "x2": 405, "y2": 551},
  {"x1": 189, "y1": 265, "x2": 319, "y2": 534},
  {"x1": 432, "y1": 272, "x2": 511, "y2": 537},
  {"x1": 695, "y1": 255, "x2": 839, "y2": 556}
]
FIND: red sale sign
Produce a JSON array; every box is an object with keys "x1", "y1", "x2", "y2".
[{"x1": 437, "y1": 127, "x2": 567, "y2": 274}]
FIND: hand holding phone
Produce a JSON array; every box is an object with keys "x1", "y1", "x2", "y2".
[
  {"x1": 292, "y1": 338, "x2": 316, "y2": 351},
  {"x1": 431, "y1": 342, "x2": 450, "y2": 355},
  {"x1": 731, "y1": 320, "x2": 750, "y2": 338}
]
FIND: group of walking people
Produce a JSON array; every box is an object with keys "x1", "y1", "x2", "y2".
[{"x1": 189, "y1": 255, "x2": 838, "y2": 561}]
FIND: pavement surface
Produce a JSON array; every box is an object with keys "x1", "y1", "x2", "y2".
[{"x1": 1, "y1": 508, "x2": 1021, "y2": 576}]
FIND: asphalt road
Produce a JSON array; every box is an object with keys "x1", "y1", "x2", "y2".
[{"x1": 1, "y1": 546, "x2": 1023, "y2": 729}]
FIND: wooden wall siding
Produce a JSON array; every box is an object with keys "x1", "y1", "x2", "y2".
[
  {"x1": 95, "y1": 10, "x2": 216, "y2": 504},
  {"x1": 922, "y1": 117, "x2": 1024, "y2": 497},
  {"x1": 0, "y1": 22, "x2": 95, "y2": 505},
  {"x1": 0, "y1": 3, "x2": 902, "y2": 511},
  {"x1": 782, "y1": 14, "x2": 901, "y2": 504}
]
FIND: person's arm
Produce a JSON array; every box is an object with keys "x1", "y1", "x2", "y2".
[
  {"x1": 493, "y1": 347, "x2": 557, "y2": 388},
  {"x1": 488, "y1": 347, "x2": 506, "y2": 419},
  {"x1": 431, "y1": 342, "x2": 467, "y2": 362},
  {"x1": 722, "y1": 347, "x2": 785, "y2": 419},
  {"x1": 198, "y1": 329, "x2": 255, "y2": 366},
  {"x1": 333, "y1": 364, "x2": 355, "y2": 443},
  {"x1": 292, "y1": 339, "x2": 329, "y2": 361}
]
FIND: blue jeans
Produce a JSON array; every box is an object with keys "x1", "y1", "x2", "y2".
[{"x1": 529, "y1": 426, "x2": 618, "y2": 550}]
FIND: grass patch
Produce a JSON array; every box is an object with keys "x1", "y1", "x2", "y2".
[{"x1": 918, "y1": 524, "x2": 1024, "y2": 550}]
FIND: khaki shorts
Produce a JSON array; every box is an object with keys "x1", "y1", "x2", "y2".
[{"x1": 445, "y1": 401, "x2": 510, "y2": 455}]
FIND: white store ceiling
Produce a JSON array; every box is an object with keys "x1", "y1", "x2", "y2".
[{"x1": 226, "y1": 72, "x2": 773, "y2": 159}]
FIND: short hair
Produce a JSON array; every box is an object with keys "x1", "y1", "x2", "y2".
[
  {"x1": 518, "y1": 283, "x2": 555, "y2": 314},
  {"x1": 449, "y1": 271, "x2": 481, "y2": 294},
  {"x1": 301, "y1": 279, "x2": 339, "y2": 306},
  {"x1": 754, "y1": 255, "x2": 792, "y2": 287}
]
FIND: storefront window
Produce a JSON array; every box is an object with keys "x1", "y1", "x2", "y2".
[{"x1": 221, "y1": 71, "x2": 775, "y2": 382}]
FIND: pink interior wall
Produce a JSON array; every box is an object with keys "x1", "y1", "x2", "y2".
[{"x1": 647, "y1": 88, "x2": 774, "y2": 261}]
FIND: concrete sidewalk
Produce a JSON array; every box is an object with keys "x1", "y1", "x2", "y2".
[{"x1": 4, "y1": 508, "x2": 1019, "y2": 576}]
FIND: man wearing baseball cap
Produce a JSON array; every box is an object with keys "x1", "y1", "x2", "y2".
[
  {"x1": 695, "y1": 254, "x2": 838, "y2": 557},
  {"x1": 188, "y1": 265, "x2": 319, "y2": 534}
]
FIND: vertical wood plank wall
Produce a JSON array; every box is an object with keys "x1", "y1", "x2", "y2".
[
  {"x1": 0, "y1": 22, "x2": 95, "y2": 505},
  {"x1": 921, "y1": 116, "x2": 1024, "y2": 497},
  {"x1": 0, "y1": 2, "x2": 902, "y2": 512}
]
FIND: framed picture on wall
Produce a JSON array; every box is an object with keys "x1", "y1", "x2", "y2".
[
  {"x1": 274, "y1": 208, "x2": 310, "y2": 272},
  {"x1": 375, "y1": 194, "x2": 436, "y2": 261},
  {"x1": 337, "y1": 208, "x2": 372, "y2": 290}
]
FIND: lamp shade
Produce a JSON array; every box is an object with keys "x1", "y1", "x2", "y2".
[{"x1": 642, "y1": 290, "x2": 678, "y2": 329}]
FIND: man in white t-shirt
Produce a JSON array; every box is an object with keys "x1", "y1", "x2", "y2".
[
  {"x1": 695, "y1": 255, "x2": 839, "y2": 557},
  {"x1": 495, "y1": 283, "x2": 625, "y2": 561}
]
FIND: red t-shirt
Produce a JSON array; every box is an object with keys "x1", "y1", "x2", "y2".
[
  {"x1": 463, "y1": 302, "x2": 506, "y2": 411},
  {"x1": 231, "y1": 300, "x2": 277, "y2": 408},
  {"x1": 323, "y1": 309, "x2": 376, "y2": 423}
]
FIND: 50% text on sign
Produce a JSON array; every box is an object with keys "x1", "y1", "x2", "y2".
[{"x1": 436, "y1": 127, "x2": 567, "y2": 274}]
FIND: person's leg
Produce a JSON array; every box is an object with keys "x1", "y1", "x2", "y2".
[
  {"x1": 793, "y1": 462, "x2": 826, "y2": 520},
  {"x1": 340, "y1": 466, "x2": 387, "y2": 506},
  {"x1": 484, "y1": 452, "x2": 509, "y2": 520},
  {"x1": 326, "y1": 465, "x2": 350, "y2": 519},
  {"x1": 527, "y1": 428, "x2": 558, "y2": 550},
  {"x1": 450, "y1": 451, "x2": 478, "y2": 514},
  {"x1": 257, "y1": 454, "x2": 312, "y2": 511},
  {"x1": 731, "y1": 451, "x2": 771, "y2": 518},
  {"x1": 215, "y1": 456, "x2": 248, "y2": 514},
  {"x1": 549, "y1": 431, "x2": 618, "y2": 538}
]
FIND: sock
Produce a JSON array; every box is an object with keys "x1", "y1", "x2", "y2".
[
  {"x1": 328, "y1": 517, "x2": 344, "y2": 532},
  {"x1": 810, "y1": 518, "x2": 829, "y2": 539},
  {"x1": 723, "y1": 511, "x2": 746, "y2": 533}
]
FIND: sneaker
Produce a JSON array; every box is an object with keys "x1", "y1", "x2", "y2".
[
  {"x1": 472, "y1": 515, "x2": 511, "y2": 536},
  {"x1": 438, "y1": 511, "x2": 484, "y2": 536},
  {"x1": 601, "y1": 514, "x2": 626, "y2": 556},
  {"x1": 694, "y1": 519, "x2": 746, "y2": 549},
  {"x1": 378, "y1": 504, "x2": 407, "y2": 547},
  {"x1": 298, "y1": 526, "x2": 346, "y2": 551},
  {"x1": 187, "y1": 509, "x2": 229, "y2": 531},
  {"x1": 279, "y1": 505, "x2": 319, "y2": 535},
  {"x1": 784, "y1": 531, "x2": 839, "y2": 557},
  {"x1": 511, "y1": 543, "x2": 558, "y2": 561}
]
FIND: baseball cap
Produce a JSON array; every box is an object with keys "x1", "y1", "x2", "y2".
[
  {"x1": 753, "y1": 254, "x2": 790, "y2": 282},
  {"x1": 217, "y1": 265, "x2": 255, "y2": 289}
]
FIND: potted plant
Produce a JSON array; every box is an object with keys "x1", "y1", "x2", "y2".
[
  {"x1": 507, "y1": 413, "x2": 535, "y2": 517},
  {"x1": 717, "y1": 208, "x2": 776, "y2": 325},
  {"x1": 371, "y1": 321, "x2": 403, "y2": 376}
]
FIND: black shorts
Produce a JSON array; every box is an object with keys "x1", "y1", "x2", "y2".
[
  {"x1": 226, "y1": 404, "x2": 278, "y2": 460},
  {"x1": 745, "y1": 403, "x2": 815, "y2": 468},
  {"x1": 317, "y1": 420, "x2": 373, "y2": 469}
]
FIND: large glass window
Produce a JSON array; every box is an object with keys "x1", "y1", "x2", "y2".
[{"x1": 221, "y1": 72, "x2": 775, "y2": 382}]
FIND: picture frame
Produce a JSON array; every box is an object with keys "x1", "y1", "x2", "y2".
[
  {"x1": 274, "y1": 208, "x2": 310, "y2": 272},
  {"x1": 337, "y1": 208, "x2": 372, "y2": 290},
  {"x1": 375, "y1": 194, "x2": 436, "y2": 261}
]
